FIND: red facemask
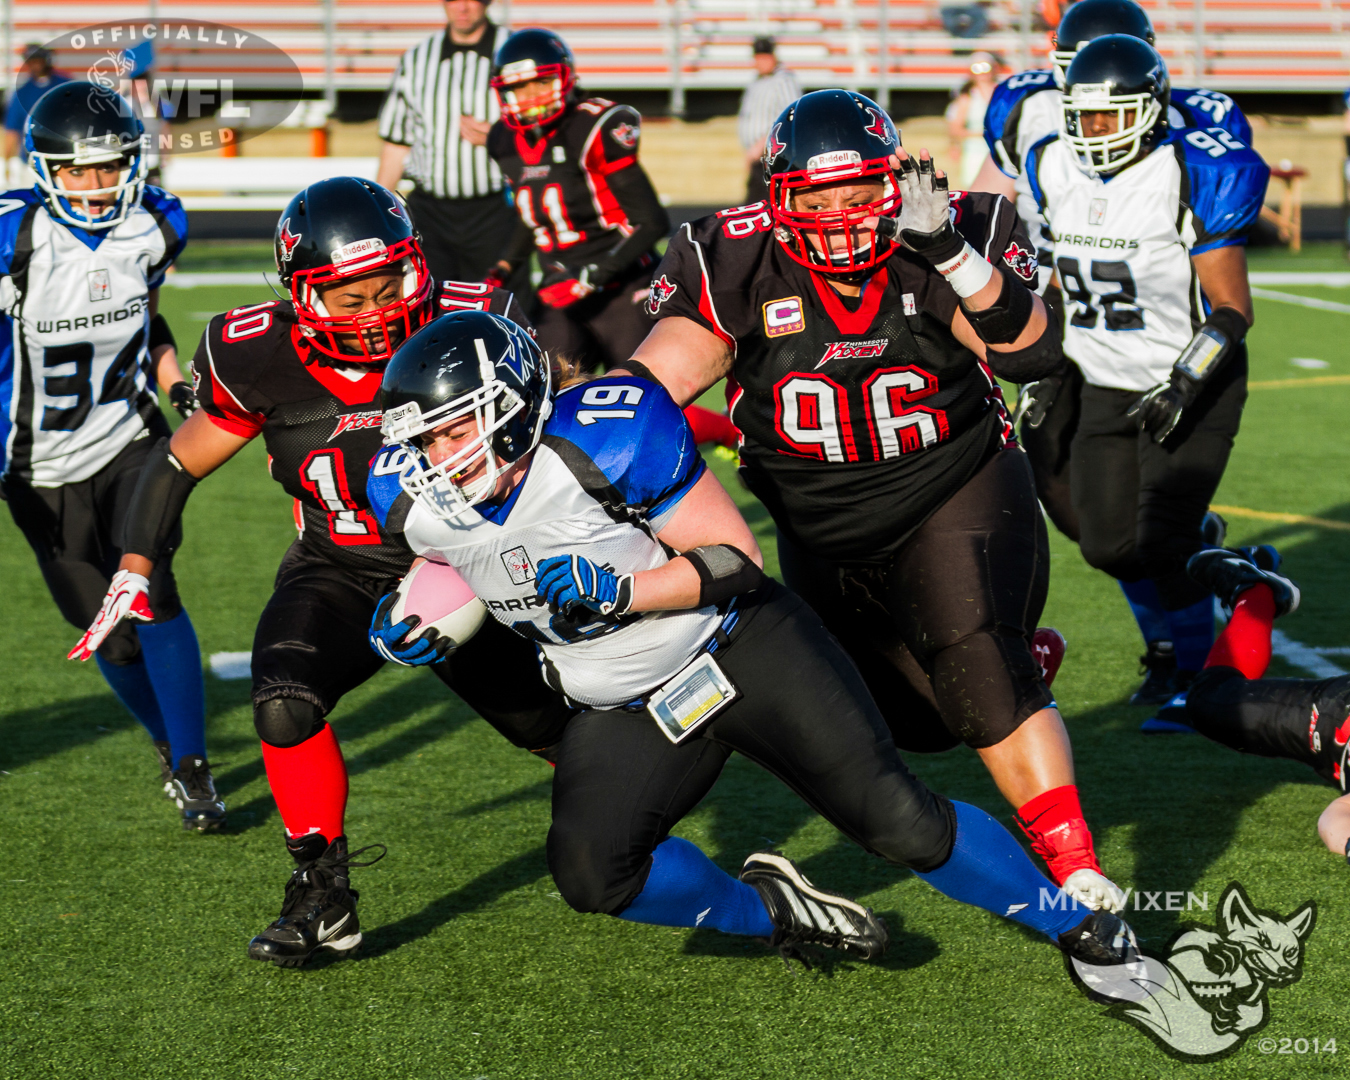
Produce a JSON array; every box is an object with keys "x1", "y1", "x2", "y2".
[
  {"x1": 770, "y1": 157, "x2": 901, "y2": 274},
  {"x1": 492, "y1": 63, "x2": 574, "y2": 131}
]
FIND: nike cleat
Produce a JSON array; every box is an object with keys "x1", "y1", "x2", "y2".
[
  {"x1": 170, "y1": 755, "x2": 226, "y2": 832},
  {"x1": 247, "y1": 834, "x2": 387, "y2": 968},
  {"x1": 1187, "y1": 548, "x2": 1300, "y2": 617},
  {"x1": 1200, "y1": 510, "x2": 1228, "y2": 548},
  {"x1": 1131, "y1": 641, "x2": 1178, "y2": 706},
  {"x1": 152, "y1": 740, "x2": 174, "y2": 798},
  {"x1": 740, "y1": 850, "x2": 889, "y2": 964},
  {"x1": 1032, "y1": 627, "x2": 1067, "y2": 688}
]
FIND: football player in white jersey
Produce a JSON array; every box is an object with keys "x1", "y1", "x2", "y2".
[
  {"x1": 1023, "y1": 36, "x2": 1269, "y2": 730},
  {"x1": 972, "y1": 0, "x2": 1251, "y2": 708},
  {"x1": 366, "y1": 309, "x2": 1142, "y2": 976},
  {"x1": 0, "y1": 82, "x2": 223, "y2": 829}
]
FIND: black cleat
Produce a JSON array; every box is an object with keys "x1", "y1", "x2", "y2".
[
  {"x1": 247, "y1": 834, "x2": 387, "y2": 968},
  {"x1": 169, "y1": 755, "x2": 226, "y2": 831},
  {"x1": 152, "y1": 740, "x2": 174, "y2": 798},
  {"x1": 1058, "y1": 909, "x2": 1140, "y2": 966},
  {"x1": 1233, "y1": 544, "x2": 1281, "y2": 573},
  {"x1": 740, "y1": 851, "x2": 889, "y2": 964},
  {"x1": 1200, "y1": 510, "x2": 1228, "y2": 548},
  {"x1": 1131, "y1": 641, "x2": 1178, "y2": 706},
  {"x1": 1187, "y1": 548, "x2": 1300, "y2": 617}
]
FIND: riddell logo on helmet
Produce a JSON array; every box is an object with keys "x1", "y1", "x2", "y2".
[
  {"x1": 331, "y1": 237, "x2": 387, "y2": 267},
  {"x1": 807, "y1": 150, "x2": 862, "y2": 174},
  {"x1": 817, "y1": 339, "x2": 886, "y2": 367}
]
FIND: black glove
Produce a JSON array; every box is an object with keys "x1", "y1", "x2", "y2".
[
  {"x1": 1128, "y1": 371, "x2": 1201, "y2": 444},
  {"x1": 1013, "y1": 372, "x2": 1066, "y2": 431},
  {"x1": 168, "y1": 381, "x2": 198, "y2": 421}
]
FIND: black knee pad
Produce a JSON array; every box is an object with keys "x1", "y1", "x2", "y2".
[
  {"x1": 95, "y1": 622, "x2": 142, "y2": 666},
  {"x1": 254, "y1": 696, "x2": 325, "y2": 748},
  {"x1": 931, "y1": 630, "x2": 1052, "y2": 750}
]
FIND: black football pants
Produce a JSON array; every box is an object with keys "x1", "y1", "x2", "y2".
[
  {"x1": 5, "y1": 421, "x2": 183, "y2": 665},
  {"x1": 251, "y1": 541, "x2": 572, "y2": 750},
  {"x1": 1019, "y1": 359, "x2": 1083, "y2": 543},
  {"x1": 547, "y1": 581, "x2": 956, "y2": 917},
  {"x1": 533, "y1": 265, "x2": 654, "y2": 373},
  {"x1": 1069, "y1": 349, "x2": 1247, "y2": 611},
  {"x1": 1187, "y1": 664, "x2": 1350, "y2": 791},
  {"x1": 777, "y1": 443, "x2": 1053, "y2": 754}
]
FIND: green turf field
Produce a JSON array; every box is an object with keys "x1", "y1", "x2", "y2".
[{"x1": 2, "y1": 244, "x2": 1348, "y2": 1079}]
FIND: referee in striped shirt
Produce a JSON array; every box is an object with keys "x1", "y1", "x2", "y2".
[
  {"x1": 377, "y1": 1, "x2": 525, "y2": 292},
  {"x1": 737, "y1": 37, "x2": 802, "y2": 205}
]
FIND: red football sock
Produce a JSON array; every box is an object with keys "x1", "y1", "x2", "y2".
[
  {"x1": 1204, "y1": 584, "x2": 1274, "y2": 680},
  {"x1": 1015, "y1": 784, "x2": 1101, "y2": 886},
  {"x1": 260, "y1": 723, "x2": 348, "y2": 841},
  {"x1": 683, "y1": 405, "x2": 739, "y2": 449}
]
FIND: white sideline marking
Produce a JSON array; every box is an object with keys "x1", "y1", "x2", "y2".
[
  {"x1": 162, "y1": 272, "x2": 270, "y2": 288},
  {"x1": 1250, "y1": 272, "x2": 1350, "y2": 286},
  {"x1": 1250, "y1": 287, "x2": 1350, "y2": 315},
  {"x1": 1270, "y1": 631, "x2": 1347, "y2": 679},
  {"x1": 209, "y1": 651, "x2": 252, "y2": 680}
]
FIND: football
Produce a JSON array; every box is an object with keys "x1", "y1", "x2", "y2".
[{"x1": 389, "y1": 559, "x2": 487, "y2": 647}]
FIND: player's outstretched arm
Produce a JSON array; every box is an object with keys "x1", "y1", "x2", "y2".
[{"x1": 619, "y1": 317, "x2": 735, "y2": 406}]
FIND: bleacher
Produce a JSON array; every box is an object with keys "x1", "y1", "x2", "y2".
[{"x1": 8, "y1": 0, "x2": 1350, "y2": 96}]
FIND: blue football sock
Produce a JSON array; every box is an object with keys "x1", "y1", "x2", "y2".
[
  {"x1": 94, "y1": 653, "x2": 169, "y2": 742},
  {"x1": 136, "y1": 610, "x2": 207, "y2": 762},
  {"x1": 1166, "y1": 595, "x2": 1216, "y2": 672},
  {"x1": 618, "y1": 836, "x2": 775, "y2": 937},
  {"x1": 916, "y1": 801, "x2": 1085, "y2": 940},
  {"x1": 1119, "y1": 578, "x2": 1169, "y2": 646}
]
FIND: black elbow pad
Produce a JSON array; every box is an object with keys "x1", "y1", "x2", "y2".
[
  {"x1": 149, "y1": 312, "x2": 177, "y2": 352},
  {"x1": 682, "y1": 545, "x2": 765, "y2": 607},
  {"x1": 984, "y1": 303, "x2": 1064, "y2": 382},
  {"x1": 121, "y1": 438, "x2": 198, "y2": 560},
  {"x1": 962, "y1": 267, "x2": 1036, "y2": 345}
]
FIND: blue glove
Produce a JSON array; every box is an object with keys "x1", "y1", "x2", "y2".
[
  {"x1": 535, "y1": 554, "x2": 634, "y2": 618},
  {"x1": 368, "y1": 592, "x2": 453, "y2": 666}
]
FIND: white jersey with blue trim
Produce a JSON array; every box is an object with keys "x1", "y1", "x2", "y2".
[
  {"x1": 982, "y1": 71, "x2": 1250, "y2": 295},
  {"x1": 0, "y1": 186, "x2": 186, "y2": 486},
  {"x1": 369, "y1": 376, "x2": 721, "y2": 709},
  {"x1": 1025, "y1": 128, "x2": 1268, "y2": 391}
]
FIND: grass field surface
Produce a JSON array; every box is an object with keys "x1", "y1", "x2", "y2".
[{"x1": 2, "y1": 243, "x2": 1348, "y2": 1078}]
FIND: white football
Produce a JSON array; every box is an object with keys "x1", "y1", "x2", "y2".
[{"x1": 389, "y1": 559, "x2": 486, "y2": 647}]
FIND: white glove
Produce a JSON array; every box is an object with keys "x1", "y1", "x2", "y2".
[
  {"x1": 1062, "y1": 868, "x2": 1125, "y2": 913},
  {"x1": 893, "y1": 151, "x2": 953, "y2": 241},
  {"x1": 68, "y1": 570, "x2": 155, "y2": 661}
]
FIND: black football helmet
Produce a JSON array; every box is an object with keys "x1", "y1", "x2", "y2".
[
  {"x1": 491, "y1": 29, "x2": 578, "y2": 131},
  {"x1": 380, "y1": 311, "x2": 552, "y2": 521},
  {"x1": 1051, "y1": 0, "x2": 1156, "y2": 87},
  {"x1": 25, "y1": 82, "x2": 148, "y2": 230},
  {"x1": 1061, "y1": 35, "x2": 1170, "y2": 175},
  {"x1": 275, "y1": 177, "x2": 433, "y2": 367},
  {"x1": 764, "y1": 89, "x2": 901, "y2": 274}
]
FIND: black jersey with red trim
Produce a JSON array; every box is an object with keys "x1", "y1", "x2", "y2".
[
  {"x1": 487, "y1": 97, "x2": 665, "y2": 283},
  {"x1": 649, "y1": 194, "x2": 1035, "y2": 563},
  {"x1": 189, "y1": 282, "x2": 530, "y2": 576}
]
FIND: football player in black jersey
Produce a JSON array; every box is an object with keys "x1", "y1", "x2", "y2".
[
  {"x1": 74, "y1": 177, "x2": 573, "y2": 967},
  {"x1": 620, "y1": 90, "x2": 1123, "y2": 912},
  {"x1": 485, "y1": 29, "x2": 668, "y2": 373}
]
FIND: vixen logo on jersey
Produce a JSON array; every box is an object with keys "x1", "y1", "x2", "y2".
[
  {"x1": 863, "y1": 107, "x2": 895, "y2": 145},
  {"x1": 521, "y1": 164, "x2": 550, "y2": 180},
  {"x1": 763, "y1": 296, "x2": 805, "y2": 338},
  {"x1": 502, "y1": 545, "x2": 535, "y2": 585},
  {"x1": 765, "y1": 123, "x2": 786, "y2": 162},
  {"x1": 329, "y1": 410, "x2": 382, "y2": 440},
  {"x1": 87, "y1": 269, "x2": 111, "y2": 302},
  {"x1": 610, "y1": 122, "x2": 639, "y2": 149},
  {"x1": 817, "y1": 339, "x2": 887, "y2": 368},
  {"x1": 646, "y1": 275, "x2": 678, "y2": 315},
  {"x1": 1003, "y1": 241, "x2": 1038, "y2": 282},
  {"x1": 278, "y1": 218, "x2": 301, "y2": 261}
]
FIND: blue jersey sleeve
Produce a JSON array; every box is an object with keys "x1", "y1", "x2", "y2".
[
  {"x1": 0, "y1": 189, "x2": 38, "y2": 474},
  {"x1": 548, "y1": 376, "x2": 705, "y2": 530},
  {"x1": 983, "y1": 70, "x2": 1055, "y2": 177},
  {"x1": 1172, "y1": 129, "x2": 1270, "y2": 254},
  {"x1": 141, "y1": 186, "x2": 188, "y2": 289},
  {"x1": 1171, "y1": 88, "x2": 1252, "y2": 145},
  {"x1": 367, "y1": 444, "x2": 415, "y2": 530}
]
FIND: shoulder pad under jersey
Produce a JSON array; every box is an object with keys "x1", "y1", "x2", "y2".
[{"x1": 1169, "y1": 128, "x2": 1270, "y2": 253}]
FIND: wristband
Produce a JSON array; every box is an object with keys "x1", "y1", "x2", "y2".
[
  {"x1": 934, "y1": 242, "x2": 996, "y2": 299},
  {"x1": 1174, "y1": 306, "x2": 1248, "y2": 384},
  {"x1": 149, "y1": 312, "x2": 176, "y2": 352},
  {"x1": 682, "y1": 544, "x2": 765, "y2": 608}
]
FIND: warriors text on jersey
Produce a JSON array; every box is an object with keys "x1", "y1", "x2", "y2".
[
  {"x1": 648, "y1": 194, "x2": 1036, "y2": 563},
  {"x1": 982, "y1": 69, "x2": 1251, "y2": 288},
  {"x1": 190, "y1": 281, "x2": 528, "y2": 575},
  {"x1": 368, "y1": 376, "x2": 719, "y2": 709},
  {"x1": 0, "y1": 186, "x2": 185, "y2": 485},
  {"x1": 487, "y1": 97, "x2": 663, "y2": 284},
  {"x1": 1026, "y1": 127, "x2": 1268, "y2": 391}
]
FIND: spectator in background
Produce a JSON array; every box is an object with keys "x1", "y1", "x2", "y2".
[
  {"x1": 4, "y1": 45, "x2": 70, "y2": 161},
  {"x1": 737, "y1": 37, "x2": 801, "y2": 205},
  {"x1": 946, "y1": 52, "x2": 999, "y2": 187},
  {"x1": 376, "y1": 1, "x2": 522, "y2": 293},
  {"x1": 940, "y1": 0, "x2": 990, "y2": 39}
]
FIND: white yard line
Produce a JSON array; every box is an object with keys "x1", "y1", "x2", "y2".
[
  {"x1": 1249, "y1": 287, "x2": 1350, "y2": 314},
  {"x1": 162, "y1": 272, "x2": 271, "y2": 288},
  {"x1": 1271, "y1": 630, "x2": 1348, "y2": 678},
  {"x1": 1249, "y1": 272, "x2": 1350, "y2": 286}
]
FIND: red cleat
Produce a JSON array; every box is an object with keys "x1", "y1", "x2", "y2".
[{"x1": 1032, "y1": 627, "x2": 1067, "y2": 688}]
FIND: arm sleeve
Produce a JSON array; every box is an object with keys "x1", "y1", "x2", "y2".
[
  {"x1": 582, "y1": 109, "x2": 670, "y2": 285},
  {"x1": 188, "y1": 323, "x2": 268, "y2": 438},
  {"x1": 617, "y1": 382, "x2": 707, "y2": 529},
  {"x1": 377, "y1": 51, "x2": 416, "y2": 146},
  {"x1": 143, "y1": 188, "x2": 188, "y2": 289},
  {"x1": 983, "y1": 195, "x2": 1041, "y2": 287},
  {"x1": 1183, "y1": 142, "x2": 1270, "y2": 255}
]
